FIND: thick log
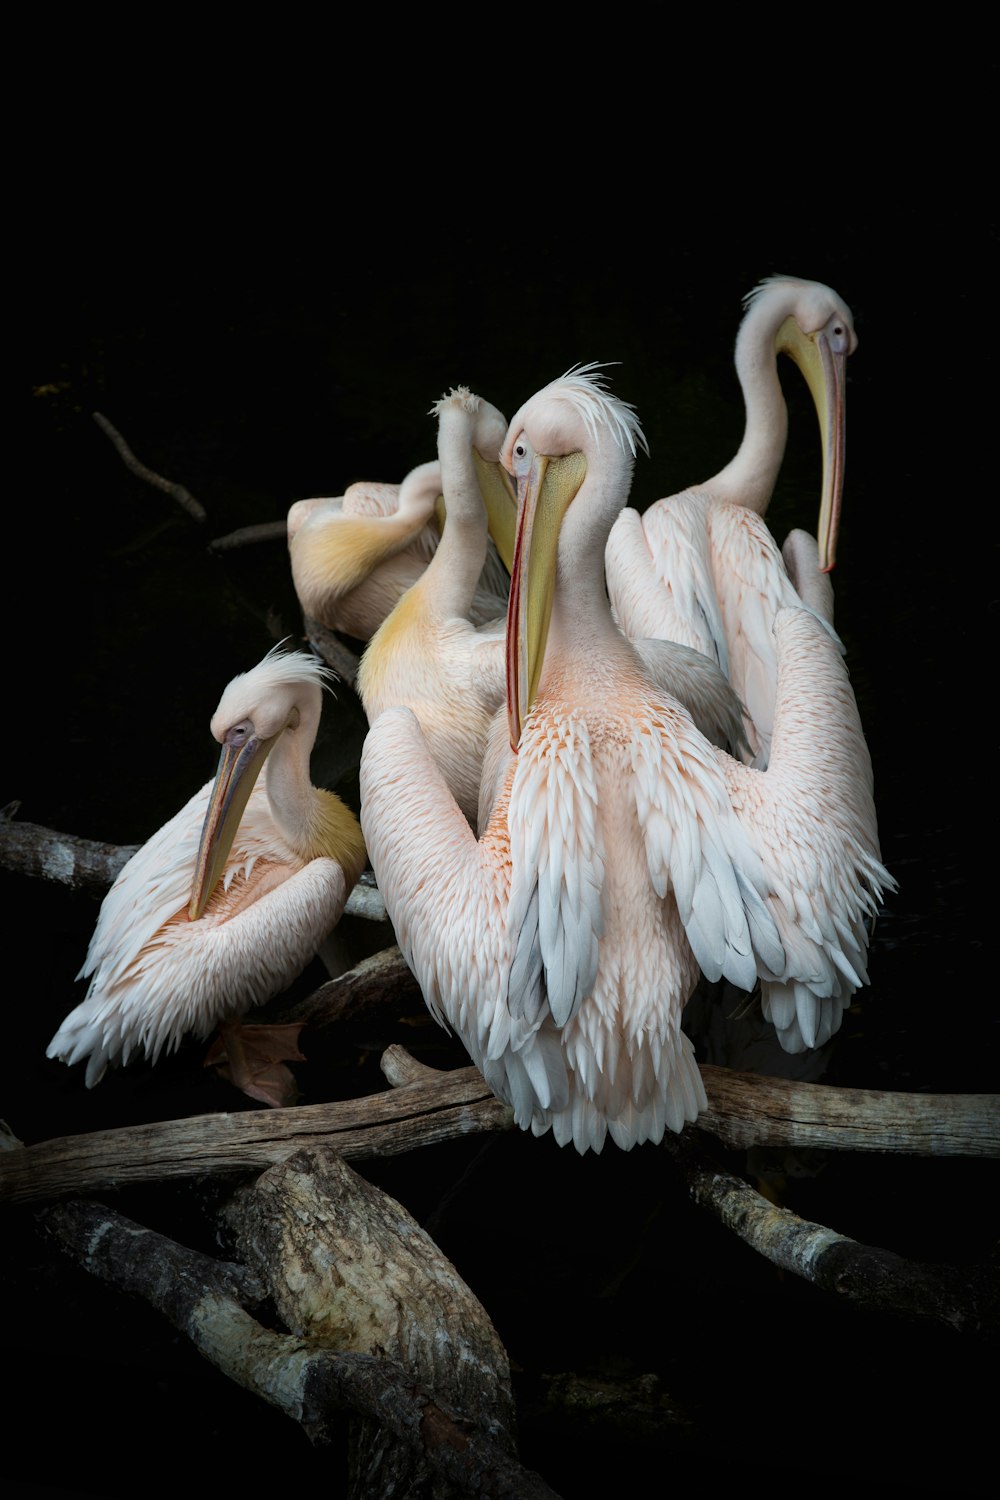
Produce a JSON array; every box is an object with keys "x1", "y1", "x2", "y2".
[
  {"x1": 41, "y1": 1196, "x2": 559, "y2": 1499},
  {"x1": 223, "y1": 1147, "x2": 517, "y2": 1497}
]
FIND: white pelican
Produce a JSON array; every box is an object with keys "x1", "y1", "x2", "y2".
[
  {"x1": 356, "y1": 387, "x2": 516, "y2": 827},
  {"x1": 288, "y1": 461, "x2": 511, "y2": 643},
  {"x1": 605, "y1": 274, "x2": 856, "y2": 765},
  {"x1": 47, "y1": 645, "x2": 367, "y2": 1102},
  {"x1": 360, "y1": 366, "x2": 893, "y2": 1154}
]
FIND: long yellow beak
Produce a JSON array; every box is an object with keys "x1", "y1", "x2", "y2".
[
  {"x1": 188, "y1": 725, "x2": 279, "y2": 919},
  {"x1": 776, "y1": 317, "x2": 848, "y2": 572},
  {"x1": 505, "y1": 450, "x2": 587, "y2": 750},
  {"x1": 474, "y1": 453, "x2": 519, "y2": 574}
]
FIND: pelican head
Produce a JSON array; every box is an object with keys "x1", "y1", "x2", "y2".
[
  {"x1": 502, "y1": 364, "x2": 648, "y2": 748},
  {"x1": 188, "y1": 646, "x2": 335, "y2": 919},
  {"x1": 745, "y1": 275, "x2": 857, "y2": 571}
]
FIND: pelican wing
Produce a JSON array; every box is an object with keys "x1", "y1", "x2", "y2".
[
  {"x1": 633, "y1": 636, "x2": 751, "y2": 758},
  {"x1": 718, "y1": 607, "x2": 896, "y2": 1052},
  {"x1": 50, "y1": 856, "x2": 349, "y2": 1085},
  {"x1": 505, "y1": 708, "x2": 606, "y2": 1032},
  {"x1": 359, "y1": 704, "x2": 499, "y2": 1044},
  {"x1": 629, "y1": 696, "x2": 785, "y2": 994},
  {"x1": 706, "y1": 501, "x2": 843, "y2": 763},
  {"x1": 607, "y1": 498, "x2": 726, "y2": 666}
]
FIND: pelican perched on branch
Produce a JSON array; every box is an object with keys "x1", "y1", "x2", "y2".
[
  {"x1": 47, "y1": 646, "x2": 367, "y2": 1105},
  {"x1": 361, "y1": 365, "x2": 893, "y2": 1154},
  {"x1": 606, "y1": 274, "x2": 856, "y2": 765},
  {"x1": 289, "y1": 460, "x2": 512, "y2": 644},
  {"x1": 356, "y1": 387, "x2": 517, "y2": 827}
]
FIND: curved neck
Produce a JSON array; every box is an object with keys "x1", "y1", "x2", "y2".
[
  {"x1": 419, "y1": 412, "x2": 489, "y2": 617},
  {"x1": 548, "y1": 437, "x2": 637, "y2": 667},
  {"x1": 263, "y1": 696, "x2": 322, "y2": 854},
  {"x1": 706, "y1": 290, "x2": 791, "y2": 512}
]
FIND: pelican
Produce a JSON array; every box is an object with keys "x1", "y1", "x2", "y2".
[
  {"x1": 47, "y1": 645, "x2": 367, "y2": 1103},
  {"x1": 360, "y1": 366, "x2": 893, "y2": 1154},
  {"x1": 605, "y1": 274, "x2": 856, "y2": 765},
  {"x1": 289, "y1": 460, "x2": 512, "y2": 643},
  {"x1": 356, "y1": 387, "x2": 517, "y2": 827}
]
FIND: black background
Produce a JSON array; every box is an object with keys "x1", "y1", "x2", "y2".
[{"x1": 10, "y1": 73, "x2": 996, "y2": 1500}]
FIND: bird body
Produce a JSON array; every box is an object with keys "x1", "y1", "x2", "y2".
[
  {"x1": 289, "y1": 467, "x2": 510, "y2": 644},
  {"x1": 47, "y1": 647, "x2": 366, "y2": 1089},
  {"x1": 606, "y1": 275, "x2": 855, "y2": 765},
  {"x1": 362, "y1": 366, "x2": 892, "y2": 1154}
]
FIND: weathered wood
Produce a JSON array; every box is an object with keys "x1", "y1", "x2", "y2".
[
  {"x1": 0, "y1": 1063, "x2": 513, "y2": 1205},
  {"x1": 662, "y1": 1131, "x2": 999, "y2": 1334},
  {"x1": 302, "y1": 616, "x2": 361, "y2": 686},
  {"x1": 223, "y1": 1147, "x2": 517, "y2": 1497},
  {"x1": 42, "y1": 1196, "x2": 560, "y2": 1499},
  {"x1": 0, "y1": 806, "x2": 136, "y2": 895},
  {"x1": 696, "y1": 1066, "x2": 999, "y2": 1159},
  {"x1": 3, "y1": 1048, "x2": 995, "y2": 1207},
  {"x1": 276, "y1": 945, "x2": 420, "y2": 1029}
]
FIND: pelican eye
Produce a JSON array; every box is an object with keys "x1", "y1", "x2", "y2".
[
  {"x1": 827, "y1": 321, "x2": 852, "y2": 356},
  {"x1": 225, "y1": 720, "x2": 253, "y2": 747}
]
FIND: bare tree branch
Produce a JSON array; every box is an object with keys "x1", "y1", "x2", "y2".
[
  {"x1": 661, "y1": 1130, "x2": 999, "y2": 1334},
  {"x1": 302, "y1": 617, "x2": 361, "y2": 686},
  {"x1": 93, "y1": 411, "x2": 207, "y2": 522},
  {"x1": 209, "y1": 520, "x2": 289, "y2": 552}
]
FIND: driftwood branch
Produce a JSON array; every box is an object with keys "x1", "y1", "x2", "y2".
[
  {"x1": 93, "y1": 411, "x2": 207, "y2": 523},
  {"x1": 41, "y1": 1193, "x2": 560, "y2": 1499},
  {"x1": 0, "y1": 1053, "x2": 512, "y2": 1205},
  {"x1": 4, "y1": 1040, "x2": 996, "y2": 1209},
  {"x1": 661, "y1": 1130, "x2": 999, "y2": 1335}
]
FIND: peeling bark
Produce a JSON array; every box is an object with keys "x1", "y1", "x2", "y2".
[{"x1": 222, "y1": 1147, "x2": 517, "y2": 1496}]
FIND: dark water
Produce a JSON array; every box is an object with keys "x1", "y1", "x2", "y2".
[{"x1": 10, "y1": 220, "x2": 995, "y2": 1499}]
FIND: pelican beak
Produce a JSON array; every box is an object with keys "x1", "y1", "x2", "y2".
[
  {"x1": 506, "y1": 449, "x2": 587, "y2": 750},
  {"x1": 473, "y1": 452, "x2": 519, "y2": 575},
  {"x1": 777, "y1": 316, "x2": 848, "y2": 572},
  {"x1": 188, "y1": 724, "x2": 280, "y2": 919}
]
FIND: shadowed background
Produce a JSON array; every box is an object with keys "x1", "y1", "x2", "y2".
[{"x1": 10, "y1": 170, "x2": 995, "y2": 1499}]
